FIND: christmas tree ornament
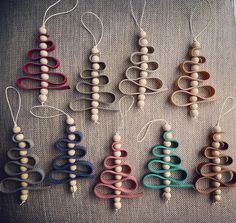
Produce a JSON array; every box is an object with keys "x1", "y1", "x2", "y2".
[
  {"x1": 94, "y1": 96, "x2": 143, "y2": 211},
  {"x1": 194, "y1": 97, "x2": 236, "y2": 203},
  {"x1": 170, "y1": 0, "x2": 215, "y2": 118},
  {"x1": 69, "y1": 12, "x2": 117, "y2": 123},
  {"x1": 16, "y1": 0, "x2": 79, "y2": 104},
  {"x1": 138, "y1": 119, "x2": 193, "y2": 201},
  {"x1": 0, "y1": 87, "x2": 45, "y2": 205},
  {"x1": 30, "y1": 105, "x2": 94, "y2": 196},
  {"x1": 118, "y1": 0, "x2": 167, "y2": 109}
]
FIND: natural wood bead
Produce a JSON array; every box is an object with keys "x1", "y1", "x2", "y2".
[
  {"x1": 16, "y1": 133, "x2": 24, "y2": 141},
  {"x1": 114, "y1": 190, "x2": 121, "y2": 195},
  {"x1": 213, "y1": 158, "x2": 221, "y2": 164},
  {"x1": 114, "y1": 159, "x2": 122, "y2": 165},
  {"x1": 213, "y1": 126, "x2": 222, "y2": 133},
  {"x1": 114, "y1": 151, "x2": 121, "y2": 157},
  {"x1": 114, "y1": 202, "x2": 122, "y2": 210},
  {"x1": 211, "y1": 150, "x2": 220, "y2": 157},
  {"x1": 69, "y1": 180, "x2": 77, "y2": 186},
  {"x1": 20, "y1": 166, "x2": 28, "y2": 172},
  {"x1": 164, "y1": 187, "x2": 171, "y2": 193},
  {"x1": 115, "y1": 166, "x2": 122, "y2": 172},
  {"x1": 21, "y1": 189, "x2": 29, "y2": 195},
  {"x1": 163, "y1": 156, "x2": 171, "y2": 162},
  {"x1": 191, "y1": 72, "x2": 199, "y2": 79},
  {"x1": 163, "y1": 149, "x2": 171, "y2": 154},
  {"x1": 214, "y1": 189, "x2": 221, "y2": 195},
  {"x1": 21, "y1": 173, "x2": 29, "y2": 180},
  {"x1": 163, "y1": 141, "x2": 171, "y2": 147},
  {"x1": 70, "y1": 174, "x2": 77, "y2": 178},
  {"x1": 163, "y1": 171, "x2": 171, "y2": 177},
  {"x1": 113, "y1": 133, "x2": 121, "y2": 142},
  {"x1": 19, "y1": 150, "x2": 27, "y2": 156},
  {"x1": 163, "y1": 180, "x2": 171, "y2": 185},
  {"x1": 114, "y1": 197, "x2": 121, "y2": 202},
  {"x1": 213, "y1": 133, "x2": 221, "y2": 142},
  {"x1": 212, "y1": 181, "x2": 221, "y2": 188},
  {"x1": 20, "y1": 157, "x2": 29, "y2": 164},
  {"x1": 115, "y1": 175, "x2": 122, "y2": 180},
  {"x1": 70, "y1": 165, "x2": 77, "y2": 171},
  {"x1": 115, "y1": 182, "x2": 122, "y2": 187},
  {"x1": 114, "y1": 143, "x2": 121, "y2": 149},
  {"x1": 13, "y1": 126, "x2": 21, "y2": 134},
  {"x1": 68, "y1": 149, "x2": 76, "y2": 156},
  {"x1": 20, "y1": 194, "x2": 28, "y2": 202},
  {"x1": 21, "y1": 182, "x2": 28, "y2": 187},
  {"x1": 162, "y1": 164, "x2": 170, "y2": 170},
  {"x1": 212, "y1": 142, "x2": 220, "y2": 148},
  {"x1": 212, "y1": 166, "x2": 221, "y2": 172},
  {"x1": 70, "y1": 185, "x2": 78, "y2": 193},
  {"x1": 163, "y1": 192, "x2": 171, "y2": 200},
  {"x1": 214, "y1": 195, "x2": 221, "y2": 202}
]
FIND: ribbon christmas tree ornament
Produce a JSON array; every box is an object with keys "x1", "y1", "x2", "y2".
[
  {"x1": 138, "y1": 119, "x2": 193, "y2": 201},
  {"x1": 170, "y1": 0, "x2": 215, "y2": 118},
  {"x1": 194, "y1": 97, "x2": 236, "y2": 203},
  {"x1": 30, "y1": 105, "x2": 94, "y2": 196},
  {"x1": 0, "y1": 87, "x2": 45, "y2": 205},
  {"x1": 118, "y1": 0, "x2": 167, "y2": 109},
  {"x1": 16, "y1": 0, "x2": 79, "y2": 104},
  {"x1": 94, "y1": 96, "x2": 143, "y2": 211},
  {"x1": 69, "y1": 12, "x2": 117, "y2": 123}
]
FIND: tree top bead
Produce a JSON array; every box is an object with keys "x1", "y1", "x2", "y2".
[
  {"x1": 39, "y1": 26, "x2": 47, "y2": 34},
  {"x1": 192, "y1": 40, "x2": 201, "y2": 48}
]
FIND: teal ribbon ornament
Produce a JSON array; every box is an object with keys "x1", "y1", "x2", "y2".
[{"x1": 142, "y1": 130, "x2": 193, "y2": 189}]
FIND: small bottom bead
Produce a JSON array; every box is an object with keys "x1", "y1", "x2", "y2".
[{"x1": 114, "y1": 201, "x2": 122, "y2": 210}]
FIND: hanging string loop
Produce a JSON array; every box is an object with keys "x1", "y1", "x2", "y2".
[
  {"x1": 42, "y1": 0, "x2": 79, "y2": 27},
  {"x1": 5, "y1": 86, "x2": 22, "y2": 128},
  {"x1": 81, "y1": 11, "x2": 104, "y2": 48}
]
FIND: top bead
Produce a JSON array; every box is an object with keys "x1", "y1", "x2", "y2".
[
  {"x1": 139, "y1": 30, "x2": 147, "y2": 37},
  {"x1": 192, "y1": 40, "x2": 201, "y2": 48},
  {"x1": 91, "y1": 47, "x2": 99, "y2": 54},
  {"x1": 39, "y1": 26, "x2": 47, "y2": 34}
]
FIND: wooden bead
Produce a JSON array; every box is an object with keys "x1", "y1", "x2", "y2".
[
  {"x1": 115, "y1": 182, "x2": 122, "y2": 187},
  {"x1": 163, "y1": 180, "x2": 171, "y2": 185},
  {"x1": 163, "y1": 141, "x2": 171, "y2": 147},
  {"x1": 211, "y1": 150, "x2": 220, "y2": 157},
  {"x1": 91, "y1": 47, "x2": 99, "y2": 54},
  {"x1": 140, "y1": 63, "x2": 148, "y2": 70},
  {"x1": 66, "y1": 117, "x2": 75, "y2": 125},
  {"x1": 20, "y1": 157, "x2": 29, "y2": 164},
  {"x1": 192, "y1": 49, "x2": 200, "y2": 56},
  {"x1": 190, "y1": 80, "x2": 199, "y2": 87},
  {"x1": 212, "y1": 166, "x2": 221, "y2": 172},
  {"x1": 21, "y1": 173, "x2": 29, "y2": 180},
  {"x1": 92, "y1": 78, "x2": 99, "y2": 85},
  {"x1": 114, "y1": 190, "x2": 121, "y2": 195},
  {"x1": 192, "y1": 40, "x2": 201, "y2": 48},
  {"x1": 191, "y1": 57, "x2": 199, "y2": 63},
  {"x1": 70, "y1": 185, "x2": 78, "y2": 193},
  {"x1": 138, "y1": 87, "x2": 146, "y2": 93},
  {"x1": 113, "y1": 133, "x2": 121, "y2": 142},
  {"x1": 214, "y1": 195, "x2": 221, "y2": 202},
  {"x1": 214, "y1": 189, "x2": 221, "y2": 195},
  {"x1": 92, "y1": 63, "x2": 100, "y2": 70},
  {"x1": 190, "y1": 103, "x2": 198, "y2": 110},
  {"x1": 190, "y1": 88, "x2": 199, "y2": 95},
  {"x1": 114, "y1": 151, "x2": 121, "y2": 157},
  {"x1": 40, "y1": 58, "x2": 48, "y2": 65},
  {"x1": 38, "y1": 94, "x2": 47, "y2": 103},
  {"x1": 114, "y1": 197, "x2": 121, "y2": 202},
  {"x1": 163, "y1": 156, "x2": 171, "y2": 162},
  {"x1": 91, "y1": 115, "x2": 99, "y2": 122},
  {"x1": 162, "y1": 164, "x2": 170, "y2": 170},
  {"x1": 215, "y1": 173, "x2": 222, "y2": 180},
  {"x1": 16, "y1": 133, "x2": 24, "y2": 141},
  {"x1": 39, "y1": 26, "x2": 47, "y2": 34},
  {"x1": 114, "y1": 202, "x2": 122, "y2": 210},
  {"x1": 213, "y1": 158, "x2": 221, "y2": 164},
  {"x1": 191, "y1": 65, "x2": 200, "y2": 71},
  {"x1": 163, "y1": 124, "x2": 171, "y2": 131},
  {"x1": 21, "y1": 189, "x2": 29, "y2": 195},
  {"x1": 190, "y1": 109, "x2": 199, "y2": 118},
  {"x1": 91, "y1": 71, "x2": 99, "y2": 77},
  {"x1": 92, "y1": 86, "x2": 100, "y2": 92},
  {"x1": 213, "y1": 126, "x2": 222, "y2": 133},
  {"x1": 140, "y1": 38, "x2": 148, "y2": 46},
  {"x1": 69, "y1": 158, "x2": 76, "y2": 163},
  {"x1": 190, "y1": 72, "x2": 199, "y2": 79},
  {"x1": 20, "y1": 194, "x2": 28, "y2": 202},
  {"x1": 189, "y1": 96, "x2": 198, "y2": 102},
  {"x1": 40, "y1": 50, "x2": 48, "y2": 57},
  {"x1": 20, "y1": 166, "x2": 28, "y2": 172},
  {"x1": 41, "y1": 81, "x2": 48, "y2": 87},
  {"x1": 68, "y1": 149, "x2": 76, "y2": 156},
  {"x1": 163, "y1": 149, "x2": 171, "y2": 154},
  {"x1": 92, "y1": 93, "x2": 100, "y2": 100},
  {"x1": 115, "y1": 166, "x2": 122, "y2": 172},
  {"x1": 69, "y1": 126, "x2": 76, "y2": 132},
  {"x1": 39, "y1": 42, "x2": 47, "y2": 49},
  {"x1": 166, "y1": 132, "x2": 173, "y2": 139},
  {"x1": 163, "y1": 171, "x2": 171, "y2": 177},
  {"x1": 140, "y1": 71, "x2": 148, "y2": 77},
  {"x1": 141, "y1": 55, "x2": 148, "y2": 62},
  {"x1": 21, "y1": 182, "x2": 28, "y2": 187},
  {"x1": 70, "y1": 165, "x2": 77, "y2": 171},
  {"x1": 41, "y1": 65, "x2": 49, "y2": 72},
  {"x1": 164, "y1": 187, "x2": 171, "y2": 193},
  {"x1": 163, "y1": 192, "x2": 171, "y2": 200},
  {"x1": 68, "y1": 134, "x2": 76, "y2": 140},
  {"x1": 69, "y1": 180, "x2": 77, "y2": 186},
  {"x1": 19, "y1": 150, "x2": 27, "y2": 156},
  {"x1": 91, "y1": 108, "x2": 99, "y2": 115},
  {"x1": 70, "y1": 174, "x2": 76, "y2": 178},
  {"x1": 115, "y1": 175, "x2": 122, "y2": 180},
  {"x1": 13, "y1": 126, "x2": 21, "y2": 134},
  {"x1": 91, "y1": 101, "x2": 99, "y2": 108},
  {"x1": 139, "y1": 78, "x2": 147, "y2": 86},
  {"x1": 140, "y1": 47, "x2": 148, "y2": 54},
  {"x1": 212, "y1": 142, "x2": 220, "y2": 148},
  {"x1": 137, "y1": 100, "x2": 145, "y2": 108},
  {"x1": 138, "y1": 94, "x2": 145, "y2": 100},
  {"x1": 114, "y1": 143, "x2": 122, "y2": 149},
  {"x1": 40, "y1": 35, "x2": 48, "y2": 42},
  {"x1": 40, "y1": 88, "x2": 48, "y2": 95},
  {"x1": 68, "y1": 143, "x2": 75, "y2": 148},
  {"x1": 115, "y1": 159, "x2": 122, "y2": 165},
  {"x1": 213, "y1": 133, "x2": 221, "y2": 142},
  {"x1": 140, "y1": 31, "x2": 147, "y2": 37},
  {"x1": 212, "y1": 181, "x2": 221, "y2": 188},
  {"x1": 91, "y1": 55, "x2": 100, "y2": 62}
]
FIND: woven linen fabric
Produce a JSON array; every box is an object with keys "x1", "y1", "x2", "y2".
[{"x1": 0, "y1": 0, "x2": 236, "y2": 222}]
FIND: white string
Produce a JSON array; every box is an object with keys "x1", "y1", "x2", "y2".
[
  {"x1": 130, "y1": 0, "x2": 147, "y2": 32},
  {"x1": 81, "y1": 12, "x2": 104, "y2": 48},
  {"x1": 42, "y1": 0, "x2": 79, "y2": 27},
  {"x1": 137, "y1": 119, "x2": 169, "y2": 143},
  {"x1": 189, "y1": 0, "x2": 212, "y2": 41},
  {"x1": 117, "y1": 96, "x2": 135, "y2": 134},
  {"x1": 5, "y1": 86, "x2": 22, "y2": 128},
  {"x1": 30, "y1": 104, "x2": 71, "y2": 119},
  {"x1": 216, "y1": 97, "x2": 236, "y2": 127}
]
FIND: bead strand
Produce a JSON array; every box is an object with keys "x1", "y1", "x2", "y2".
[
  {"x1": 66, "y1": 117, "x2": 78, "y2": 194},
  {"x1": 113, "y1": 133, "x2": 122, "y2": 210},
  {"x1": 211, "y1": 126, "x2": 222, "y2": 202},
  {"x1": 189, "y1": 40, "x2": 201, "y2": 118},
  {"x1": 38, "y1": 27, "x2": 49, "y2": 104},
  {"x1": 13, "y1": 126, "x2": 29, "y2": 204},
  {"x1": 162, "y1": 124, "x2": 172, "y2": 201},
  {"x1": 137, "y1": 31, "x2": 148, "y2": 109},
  {"x1": 90, "y1": 47, "x2": 100, "y2": 122}
]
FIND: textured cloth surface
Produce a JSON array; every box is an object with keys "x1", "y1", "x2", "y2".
[{"x1": 0, "y1": 0, "x2": 236, "y2": 223}]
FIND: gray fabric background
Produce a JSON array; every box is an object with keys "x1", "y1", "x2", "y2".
[{"x1": 0, "y1": 0, "x2": 236, "y2": 222}]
